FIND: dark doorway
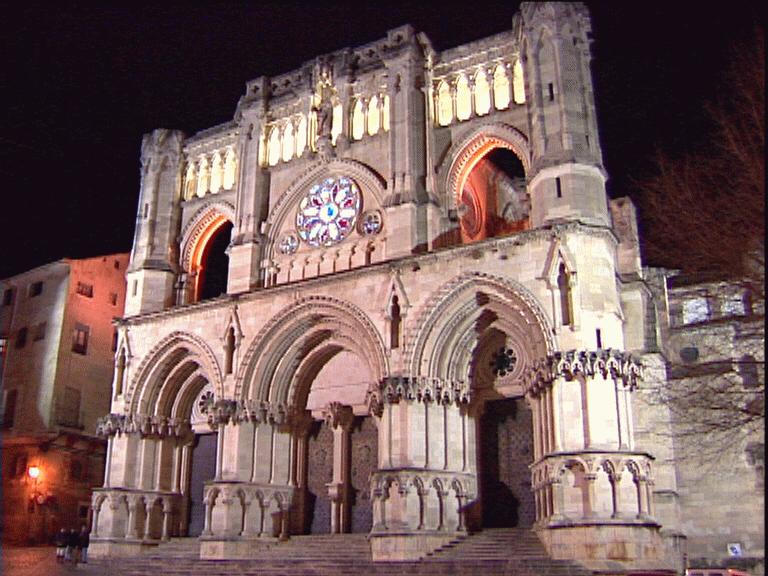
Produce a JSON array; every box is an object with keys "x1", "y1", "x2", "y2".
[
  {"x1": 350, "y1": 416, "x2": 378, "y2": 533},
  {"x1": 187, "y1": 432, "x2": 217, "y2": 536},
  {"x1": 305, "y1": 421, "x2": 333, "y2": 534},
  {"x1": 479, "y1": 397, "x2": 535, "y2": 528},
  {"x1": 198, "y1": 221, "x2": 232, "y2": 301}
]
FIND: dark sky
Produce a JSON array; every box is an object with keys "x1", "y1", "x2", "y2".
[{"x1": 1, "y1": 1, "x2": 762, "y2": 280}]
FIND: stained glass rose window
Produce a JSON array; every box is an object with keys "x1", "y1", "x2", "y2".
[{"x1": 296, "y1": 176, "x2": 360, "y2": 247}]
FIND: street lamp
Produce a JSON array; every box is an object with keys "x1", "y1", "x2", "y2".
[{"x1": 28, "y1": 465, "x2": 41, "y2": 480}]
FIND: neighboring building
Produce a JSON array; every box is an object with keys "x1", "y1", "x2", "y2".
[
  {"x1": 639, "y1": 272, "x2": 764, "y2": 575},
  {"x1": 0, "y1": 254, "x2": 129, "y2": 544},
  {"x1": 85, "y1": 3, "x2": 763, "y2": 575}
]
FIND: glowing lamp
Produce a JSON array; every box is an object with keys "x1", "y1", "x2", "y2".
[{"x1": 28, "y1": 466, "x2": 41, "y2": 480}]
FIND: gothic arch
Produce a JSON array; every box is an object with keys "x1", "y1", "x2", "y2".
[
  {"x1": 263, "y1": 159, "x2": 387, "y2": 260},
  {"x1": 126, "y1": 331, "x2": 223, "y2": 418},
  {"x1": 407, "y1": 272, "x2": 554, "y2": 388},
  {"x1": 180, "y1": 201, "x2": 236, "y2": 273},
  {"x1": 440, "y1": 122, "x2": 531, "y2": 208},
  {"x1": 236, "y1": 296, "x2": 388, "y2": 407}
]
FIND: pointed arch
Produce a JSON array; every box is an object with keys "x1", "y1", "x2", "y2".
[
  {"x1": 441, "y1": 122, "x2": 531, "y2": 208},
  {"x1": 125, "y1": 331, "x2": 223, "y2": 419},
  {"x1": 407, "y1": 272, "x2": 554, "y2": 387},
  {"x1": 236, "y1": 296, "x2": 388, "y2": 409},
  {"x1": 180, "y1": 202, "x2": 236, "y2": 274},
  {"x1": 263, "y1": 158, "x2": 386, "y2": 261}
]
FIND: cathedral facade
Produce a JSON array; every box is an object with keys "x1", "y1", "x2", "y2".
[{"x1": 90, "y1": 3, "x2": 691, "y2": 572}]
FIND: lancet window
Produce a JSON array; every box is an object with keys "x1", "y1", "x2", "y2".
[{"x1": 182, "y1": 146, "x2": 238, "y2": 201}]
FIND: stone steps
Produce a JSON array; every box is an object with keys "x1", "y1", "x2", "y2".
[{"x1": 90, "y1": 529, "x2": 598, "y2": 575}]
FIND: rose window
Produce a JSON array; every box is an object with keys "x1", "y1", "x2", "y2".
[
  {"x1": 360, "y1": 210, "x2": 383, "y2": 236},
  {"x1": 279, "y1": 233, "x2": 299, "y2": 255},
  {"x1": 296, "y1": 177, "x2": 361, "y2": 247}
]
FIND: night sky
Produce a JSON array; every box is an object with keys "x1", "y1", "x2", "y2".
[{"x1": 2, "y1": 1, "x2": 762, "y2": 280}]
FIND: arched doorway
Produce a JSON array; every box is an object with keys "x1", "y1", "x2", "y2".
[
  {"x1": 187, "y1": 432, "x2": 217, "y2": 536},
  {"x1": 196, "y1": 220, "x2": 232, "y2": 301},
  {"x1": 459, "y1": 147, "x2": 528, "y2": 243}
]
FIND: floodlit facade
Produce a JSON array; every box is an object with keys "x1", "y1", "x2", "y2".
[
  {"x1": 88, "y1": 3, "x2": 763, "y2": 574},
  {"x1": 0, "y1": 254, "x2": 129, "y2": 544}
]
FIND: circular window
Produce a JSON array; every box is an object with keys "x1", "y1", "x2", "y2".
[
  {"x1": 296, "y1": 177, "x2": 361, "y2": 247},
  {"x1": 279, "y1": 233, "x2": 299, "y2": 255},
  {"x1": 360, "y1": 210, "x2": 383, "y2": 236}
]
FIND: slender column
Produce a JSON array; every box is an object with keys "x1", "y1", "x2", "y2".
[
  {"x1": 143, "y1": 499, "x2": 154, "y2": 540},
  {"x1": 104, "y1": 438, "x2": 113, "y2": 488},
  {"x1": 323, "y1": 402, "x2": 354, "y2": 534},
  {"x1": 126, "y1": 498, "x2": 140, "y2": 539},
  {"x1": 91, "y1": 500, "x2": 102, "y2": 537},
  {"x1": 161, "y1": 498, "x2": 172, "y2": 541},
  {"x1": 583, "y1": 473, "x2": 597, "y2": 518},
  {"x1": 637, "y1": 477, "x2": 650, "y2": 518},
  {"x1": 611, "y1": 473, "x2": 622, "y2": 518}
]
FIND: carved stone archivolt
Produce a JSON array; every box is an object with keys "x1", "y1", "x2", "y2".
[{"x1": 523, "y1": 348, "x2": 642, "y2": 396}]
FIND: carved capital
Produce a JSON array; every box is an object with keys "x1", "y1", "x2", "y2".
[{"x1": 322, "y1": 402, "x2": 354, "y2": 431}]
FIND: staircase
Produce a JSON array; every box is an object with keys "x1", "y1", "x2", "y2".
[{"x1": 89, "y1": 529, "x2": 600, "y2": 575}]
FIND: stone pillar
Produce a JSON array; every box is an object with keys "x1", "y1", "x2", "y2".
[
  {"x1": 322, "y1": 402, "x2": 354, "y2": 534},
  {"x1": 161, "y1": 498, "x2": 172, "y2": 541},
  {"x1": 126, "y1": 497, "x2": 140, "y2": 539},
  {"x1": 366, "y1": 377, "x2": 475, "y2": 561}
]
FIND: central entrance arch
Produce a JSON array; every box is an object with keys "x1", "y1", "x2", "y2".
[
  {"x1": 408, "y1": 273, "x2": 552, "y2": 531},
  {"x1": 238, "y1": 297, "x2": 388, "y2": 536}
]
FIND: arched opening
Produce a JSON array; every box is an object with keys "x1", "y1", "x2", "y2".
[
  {"x1": 195, "y1": 220, "x2": 232, "y2": 302},
  {"x1": 459, "y1": 147, "x2": 528, "y2": 244},
  {"x1": 187, "y1": 430, "x2": 217, "y2": 536}
]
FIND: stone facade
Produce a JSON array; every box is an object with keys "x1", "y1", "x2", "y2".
[
  {"x1": 0, "y1": 254, "x2": 129, "y2": 543},
  {"x1": 86, "y1": 3, "x2": 763, "y2": 574}
]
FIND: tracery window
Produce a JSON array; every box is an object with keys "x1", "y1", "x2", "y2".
[
  {"x1": 367, "y1": 95, "x2": 381, "y2": 135},
  {"x1": 437, "y1": 81, "x2": 453, "y2": 126},
  {"x1": 210, "y1": 152, "x2": 223, "y2": 193},
  {"x1": 268, "y1": 126, "x2": 281, "y2": 167},
  {"x1": 352, "y1": 99, "x2": 365, "y2": 141},
  {"x1": 223, "y1": 148, "x2": 236, "y2": 190},
  {"x1": 282, "y1": 122, "x2": 295, "y2": 163},
  {"x1": 512, "y1": 59, "x2": 526, "y2": 104},
  {"x1": 184, "y1": 163, "x2": 197, "y2": 200},
  {"x1": 196, "y1": 157, "x2": 210, "y2": 197},
  {"x1": 493, "y1": 64, "x2": 511, "y2": 110},
  {"x1": 296, "y1": 176, "x2": 361, "y2": 247},
  {"x1": 456, "y1": 75, "x2": 472, "y2": 121},
  {"x1": 474, "y1": 70, "x2": 491, "y2": 116}
]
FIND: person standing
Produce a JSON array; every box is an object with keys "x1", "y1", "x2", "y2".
[
  {"x1": 78, "y1": 525, "x2": 90, "y2": 564},
  {"x1": 54, "y1": 528, "x2": 67, "y2": 563},
  {"x1": 65, "y1": 528, "x2": 77, "y2": 563}
]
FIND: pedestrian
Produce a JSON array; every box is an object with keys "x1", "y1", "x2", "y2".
[
  {"x1": 65, "y1": 528, "x2": 78, "y2": 563},
  {"x1": 54, "y1": 528, "x2": 67, "y2": 563},
  {"x1": 78, "y1": 525, "x2": 90, "y2": 564}
]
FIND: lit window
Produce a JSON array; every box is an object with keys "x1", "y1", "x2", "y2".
[
  {"x1": 493, "y1": 64, "x2": 511, "y2": 110},
  {"x1": 72, "y1": 323, "x2": 89, "y2": 355},
  {"x1": 296, "y1": 115, "x2": 308, "y2": 157},
  {"x1": 474, "y1": 70, "x2": 491, "y2": 115},
  {"x1": 437, "y1": 81, "x2": 452, "y2": 126},
  {"x1": 331, "y1": 101, "x2": 343, "y2": 145},
  {"x1": 455, "y1": 75, "x2": 471, "y2": 121},
  {"x1": 367, "y1": 96, "x2": 380, "y2": 135},
  {"x1": 196, "y1": 157, "x2": 210, "y2": 197},
  {"x1": 682, "y1": 297, "x2": 709, "y2": 325},
  {"x1": 210, "y1": 152, "x2": 223, "y2": 193},
  {"x1": 352, "y1": 99, "x2": 365, "y2": 140},
  {"x1": 512, "y1": 59, "x2": 526, "y2": 104},
  {"x1": 223, "y1": 149, "x2": 237, "y2": 190},
  {"x1": 184, "y1": 162, "x2": 197, "y2": 200},
  {"x1": 268, "y1": 126, "x2": 281, "y2": 166}
]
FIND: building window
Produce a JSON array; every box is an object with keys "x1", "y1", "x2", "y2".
[
  {"x1": 28, "y1": 281, "x2": 43, "y2": 297},
  {"x1": 76, "y1": 282, "x2": 94, "y2": 298},
  {"x1": 2, "y1": 389, "x2": 18, "y2": 429},
  {"x1": 12, "y1": 453, "x2": 27, "y2": 477},
  {"x1": 114, "y1": 260, "x2": 121, "y2": 270},
  {"x1": 72, "y1": 323, "x2": 89, "y2": 355},
  {"x1": 2, "y1": 288, "x2": 13, "y2": 306},
  {"x1": 682, "y1": 297, "x2": 709, "y2": 324},
  {"x1": 15, "y1": 327, "x2": 28, "y2": 349},
  {"x1": 109, "y1": 292, "x2": 118, "y2": 306},
  {"x1": 33, "y1": 322, "x2": 46, "y2": 342},
  {"x1": 722, "y1": 293, "x2": 746, "y2": 317}
]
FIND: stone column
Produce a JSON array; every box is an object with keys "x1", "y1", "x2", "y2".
[
  {"x1": 366, "y1": 377, "x2": 475, "y2": 561},
  {"x1": 161, "y1": 498, "x2": 172, "y2": 541},
  {"x1": 322, "y1": 402, "x2": 354, "y2": 534}
]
